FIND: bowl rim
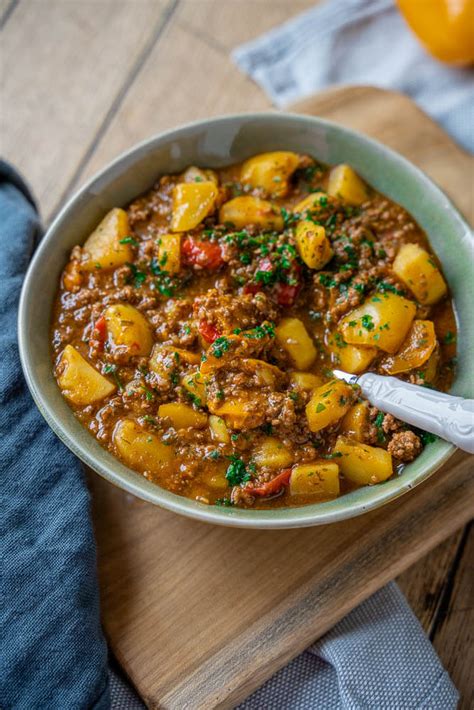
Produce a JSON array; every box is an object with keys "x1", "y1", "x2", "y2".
[{"x1": 18, "y1": 110, "x2": 470, "y2": 529}]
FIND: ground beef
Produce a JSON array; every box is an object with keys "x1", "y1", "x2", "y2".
[
  {"x1": 231, "y1": 486, "x2": 255, "y2": 506},
  {"x1": 382, "y1": 413, "x2": 404, "y2": 434},
  {"x1": 387, "y1": 430, "x2": 422, "y2": 462},
  {"x1": 193, "y1": 289, "x2": 278, "y2": 333}
]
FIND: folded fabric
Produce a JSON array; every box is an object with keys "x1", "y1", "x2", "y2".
[
  {"x1": 233, "y1": 0, "x2": 474, "y2": 153},
  {"x1": 239, "y1": 583, "x2": 458, "y2": 709},
  {"x1": 0, "y1": 160, "x2": 109, "y2": 710}
]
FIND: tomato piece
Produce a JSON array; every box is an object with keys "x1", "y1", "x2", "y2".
[
  {"x1": 92, "y1": 316, "x2": 107, "y2": 351},
  {"x1": 276, "y1": 282, "x2": 301, "y2": 306},
  {"x1": 243, "y1": 283, "x2": 261, "y2": 296},
  {"x1": 199, "y1": 320, "x2": 220, "y2": 344},
  {"x1": 248, "y1": 468, "x2": 292, "y2": 497},
  {"x1": 182, "y1": 237, "x2": 223, "y2": 270}
]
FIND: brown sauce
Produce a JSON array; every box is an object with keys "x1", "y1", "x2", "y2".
[{"x1": 51, "y1": 154, "x2": 456, "y2": 508}]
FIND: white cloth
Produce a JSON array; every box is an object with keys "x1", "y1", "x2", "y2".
[{"x1": 233, "y1": 0, "x2": 474, "y2": 152}]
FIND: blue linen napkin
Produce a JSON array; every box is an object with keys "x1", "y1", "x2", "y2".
[
  {"x1": 0, "y1": 158, "x2": 459, "y2": 709},
  {"x1": 233, "y1": 0, "x2": 474, "y2": 153},
  {"x1": 0, "y1": 160, "x2": 109, "y2": 709}
]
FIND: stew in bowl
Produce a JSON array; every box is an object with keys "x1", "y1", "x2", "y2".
[{"x1": 51, "y1": 152, "x2": 457, "y2": 510}]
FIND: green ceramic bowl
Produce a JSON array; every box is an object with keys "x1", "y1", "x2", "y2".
[{"x1": 18, "y1": 113, "x2": 473, "y2": 528}]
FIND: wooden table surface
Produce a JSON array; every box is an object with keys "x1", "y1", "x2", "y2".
[{"x1": 2, "y1": 0, "x2": 472, "y2": 705}]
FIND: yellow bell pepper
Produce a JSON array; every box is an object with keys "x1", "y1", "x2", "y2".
[{"x1": 397, "y1": 0, "x2": 474, "y2": 65}]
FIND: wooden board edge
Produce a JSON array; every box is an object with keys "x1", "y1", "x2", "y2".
[{"x1": 155, "y1": 457, "x2": 473, "y2": 709}]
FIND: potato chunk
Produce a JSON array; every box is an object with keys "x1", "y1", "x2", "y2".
[
  {"x1": 113, "y1": 419, "x2": 173, "y2": 475},
  {"x1": 182, "y1": 370, "x2": 207, "y2": 405},
  {"x1": 150, "y1": 345, "x2": 200, "y2": 379},
  {"x1": 183, "y1": 166, "x2": 218, "y2": 184},
  {"x1": 57, "y1": 344, "x2": 116, "y2": 406},
  {"x1": 327, "y1": 333, "x2": 377, "y2": 375},
  {"x1": 327, "y1": 164, "x2": 369, "y2": 205},
  {"x1": 380, "y1": 320, "x2": 437, "y2": 375},
  {"x1": 393, "y1": 243, "x2": 447, "y2": 305},
  {"x1": 334, "y1": 436, "x2": 393, "y2": 485},
  {"x1": 240, "y1": 151, "x2": 300, "y2": 197},
  {"x1": 103, "y1": 303, "x2": 153, "y2": 358},
  {"x1": 209, "y1": 415, "x2": 230, "y2": 444},
  {"x1": 339, "y1": 293, "x2": 416, "y2": 353},
  {"x1": 157, "y1": 233, "x2": 181, "y2": 274},
  {"x1": 340, "y1": 402, "x2": 369, "y2": 442},
  {"x1": 290, "y1": 462, "x2": 340, "y2": 497},
  {"x1": 158, "y1": 402, "x2": 208, "y2": 429},
  {"x1": 295, "y1": 221, "x2": 333, "y2": 270},
  {"x1": 305, "y1": 379, "x2": 352, "y2": 432},
  {"x1": 275, "y1": 318, "x2": 317, "y2": 370},
  {"x1": 290, "y1": 371, "x2": 323, "y2": 391},
  {"x1": 82, "y1": 208, "x2": 132, "y2": 271},
  {"x1": 210, "y1": 394, "x2": 259, "y2": 430},
  {"x1": 171, "y1": 181, "x2": 218, "y2": 232},
  {"x1": 219, "y1": 196, "x2": 283, "y2": 230},
  {"x1": 253, "y1": 437, "x2": 294, "y2": 469},
  {"x1": 293, "y1": 191, "x2": 327, "y2": 215}
]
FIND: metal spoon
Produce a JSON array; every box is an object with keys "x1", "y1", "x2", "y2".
[{"x1": 333, "y1": 369, "x2": 474, "y2": 454}]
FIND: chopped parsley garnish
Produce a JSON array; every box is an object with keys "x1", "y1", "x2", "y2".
[
  {"x1": 419, "y1": 431, "x2": 438, "y2": 446},
  {"x1": 374, "y1": 411, "x2": 386, "y2": 443},
  {"x1": 119, "y1": 236, "x2": 139, "y2": 246},
  {"x1": 333, "y1": 332, "x2": 347, "y2": 349},
  {"x1": 361, "y1": 314, "x2": 375, "y2": 331},
  {"x1": 215, "y1": 497, "x2": 233, "y2": 507},
  {"x1": 149, "y1": 257, "x2": 178, "y2": 297},
  {"x1": 104, "y1": 364, "x2": 123, "y2": 390},
  {"x1": 281, "y1": 207, "x2": 299, "y2": 228},
  {"x1": 211, "y1": 336, "x2": 231, "y2": 359},
  {"x1": 255, "y1": 268, "x2": 275, "y2": 286},
  {"x1": 319, "y1": 273, "x2": 337, "y2": 288},
  {"x1": 141, "y1": 385, "x2": 154, "y2": 401},
  {"x1": 316, "y1": 403, "x2": 326, "y2": 413},
  {"x1": 126, "y1": 262, "x2": 146, "y2": 287},
  {"x1": 186, "y1": 392, "x2": 202, "y2": 407},
  {"x1": 443, "y1": 331, "x2": 456, "y2": 345},
  {"x1": 243, "y1": 322, "x2": 275, "y2": 339},
  {"x1": 225, "y1": 456, "x2": 252, "y2": 486},
  {"x1": 377, "y1": 281, "x2": 405, "y2": 296}
]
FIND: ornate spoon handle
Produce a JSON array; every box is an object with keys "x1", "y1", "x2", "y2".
[{"x1": 358, "y1": 373, "x2": 474, "y2": 454}]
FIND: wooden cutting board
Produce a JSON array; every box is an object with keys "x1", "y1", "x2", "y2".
[{"x1": 89, "y1": 87, "x2": 474, "y2": 709}]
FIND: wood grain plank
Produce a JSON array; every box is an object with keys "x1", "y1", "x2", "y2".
[
  {"x1": 90, "y1": 451, "x2": 474, "y2": 709},
  {"x1": 58, "y1": 0, "x2": 313, "y2": 204},
  {"x1": 397, "y1": 530, "x2": 464, "y2": 634},
  {"x1": 432, "y1": 524, "x2": 473, "y2": 709},
  {"x1": 69, "y1": 24, "x2": 276, "y2": 191},
  {"x1": 175, "y1": 0, "x2": 316, "y2": 50},
  {"x1": 0, "y1": 0, "x2": 170, "y2": 220}
]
